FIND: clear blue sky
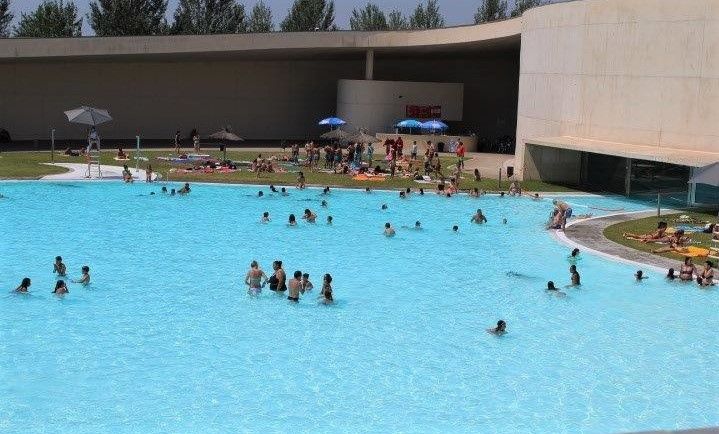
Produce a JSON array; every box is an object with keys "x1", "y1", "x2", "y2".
[{"x1": 10, "y1": 1, "x2": 522, "y2": 35}]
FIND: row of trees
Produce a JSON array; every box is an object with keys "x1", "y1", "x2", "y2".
[{"x1": 0, "y1": 0, "x2": 546, "y2": 38}]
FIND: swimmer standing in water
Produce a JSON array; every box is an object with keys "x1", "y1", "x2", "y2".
[
  {"x1": 53, "y1": 280, "x2": 68, "y2": 295},
  {"x1": 302, "y1": 209, "x2": 317, "y2": 223},
  {"x1": 319, "y1": 273, "x2": 333, "y2": 305},
  {"x1": 301, "y1": 273, "x2": 313, "y2": 293},
  {"x1": 471, "y1": 209, "x2": 488, "y2": 224},
  {"x1": 288, "y1": 214, "x2": 297, "y2": 226},
  {"x1": 261, "y1": 212, "x2": 270, "y2": 223},
  {"x1": 384, "y1": 222, "x2": 396, "y2": 237},
  {"x1": 245, "y1": 260, "x2": 268, "y2": 295},
  {"x1": 72, "y1": 266, "x2": 90, "y2": 285},
  {"x1": 53, "y1": 256, "x2": 67, "y2": 277},
  {"x1": 288, "y1": 271, "x2": 302, "y2": 302},
  {"x1": 15, "y1": 278, "x2": 31, "y2": 293},
  {"x1": 487, "y1": 320, "x2": 507, "y2": 336},
  {"x1": 568, "y1": 265, "x2": 580, "y2": 286}
]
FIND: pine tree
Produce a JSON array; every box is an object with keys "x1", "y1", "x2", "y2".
[
  {"x1": 247, "y1": 0, "x2": 272, "y2": 32},
  {"x1": 89, "y1": 0, "x2": 169, "y2": 36},
  {"x1": 408, "y1": 0, "x2": 444, "y2": 30},
  {"x1": 474, "y1": 0, "x2": 507, "y2": 23},
  {"x1": 171, "y1": 0, "x2": 247, "y2": 35},
  {"x1": 350, "y1": 3, "x2": 387, "y2": 31},
  {"x1": 511, "y1": 0, "x2": 543, "y2": 17},
  {"x1": 14, "y1": 0, "x2": 82, "y2": 38},
  {"x1": 387, "y1": 9, "x2": 407, "y2": 30},
  {"x1": 0, "y1": 0, "x2": 13, "y2": 37},
  {"x1": 280, "y1": 0, "x2": 335, "y2": 32}
]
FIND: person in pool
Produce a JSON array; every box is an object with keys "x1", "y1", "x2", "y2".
[
  {"x1": 281, "y1": 187, "x2": 289, "y2": 196},
  {"x1": 321, "y1": 200, "x2": 328, "y2": 208},
  {"x1": 122, "y1": 165, "x2": 133, "y2": 183},
  {"x1": 245, "y1": 260, "x2": 268, "y2": 295},
  {"x1": 269, "y1": 261, "x2": 287, "y2": 292},
  {"x1": 178, "y1": 183, "x2": 191, "y2": 195},
  {"x1": 261, "y1": 212, "x2": 270, "y2": 223},
  {"x1": 53, "y1": 280, "x2": 68, "y2": 295},
  {"x1": 414, "y1": 221, "x2": 422, "y2": 230},
  {"x1": 72, "y1": 266, "x2": 90, "y2": 285},
  {"x1": 258, "y1": 191, "x2": 264, "y2": 197},
  {"x1": 569, "y1": 265, "x2": 580, "y2": 286},
  {"x1": 302, "y1": 209, "x2": 317, "y2": 223},
  {"x1": 381, "y1": 204, "x2": 388, "y2": 210},
  {"x1": 546, "y1": 281, "x2": 567, "y2": 297},
  {"x1": 666, "y1": 268, "x2": 677, "y2": 280},
  {"x1": 319, "y1": 273, "x2": 333, "y2": 305},
  {"x1": 327, "y1": 216, "x2": 333, "y2": 225},
  {"x1": 452, "y1": 225, "x2": 459, "y2": 232},
  {"x1": 288, "y1": 214, "x2": 297, "y2": 226},
  {"x1": 53, "y1": 256, "x2": 67, "y2": 276},
  {"x1": 301, "y1": 273, "x2": 313, "y2": 293},
  {"x1": 697, "y1": 261, "x2": 714, "y2": 287},
  {"x1": 15, "y1": 277, "x2": 31, "y2": 293},
  {"x1": 679, "y1": 257, "x2": 697, "y2": 281},
  {"x1": 270, "y1": 185, "x2": 278, "y2": 193},
  {"x1": 384, "y1": 222, "x2": 396, "y2": 237},
  {"x1": 170, "y1": 188, "x2": 176, "y2": 196},
  {"x1": 365, "y1": 187, "x2": 371, "y2": 193},
  {"x1": 487, "y1": 320, "x2": 506, "y2": 336},
  {"x1": 288, "y1": 271, "x2": 302, "y2": 302},
  {"x1": 635, "y1": 270, "x2": 648, "y2": 280},
  {"x1": 471, "y1": 209, "x2": 487, "y2": 224},
  {"x1": 161, "y1": 186, "x2": 168, "y2": 194}
]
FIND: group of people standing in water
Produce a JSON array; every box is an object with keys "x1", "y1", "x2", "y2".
[
  {"x1": 244, "y1": 260, "x2": 333, "y2": 304},
  {"x1": 13, "y1": 256, "x2": 90, "y2": 296}
]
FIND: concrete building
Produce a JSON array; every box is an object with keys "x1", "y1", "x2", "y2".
[{"x1": 0, "y1": 0, "x2": 717, "y2": 201}]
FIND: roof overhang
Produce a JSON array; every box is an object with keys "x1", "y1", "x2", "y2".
[
  {"x1": 0, "y1": 20, "x2": 521, "y2": 62},
  {"x1": 526, "y1": 136, "x2": 719, "y2": 168}
]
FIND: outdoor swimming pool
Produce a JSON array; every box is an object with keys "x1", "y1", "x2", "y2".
[{"x1": 0, "y1": 181, "x2": 717, "y2": 433}]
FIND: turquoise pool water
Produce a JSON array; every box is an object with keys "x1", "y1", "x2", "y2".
[{"x1": 0, "y1": 182, "x2": 717, "y2": 433}]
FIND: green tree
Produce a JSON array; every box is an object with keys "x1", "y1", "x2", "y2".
[
  {"x1": 474, "y1": 0, "x2": 507, "y2": 23},
  {"x1": 408, "y1": 0, "x2": 444, "y2": 30},
  {"x1": 511, "y1": 0, "x2": 543, "y2": 17},
  {"x1": 0, "y1": 0, "x2": 12, "y2": 37},
  {"x1": 350, "y1": 3, "x2": 387, "y2": 31},
  {"x1": 13, "y1": 0, "x2": 82, "y2": 38},
  {"x1": 171, "y1": 0, "x2": 246, "y2": 34},
  {"x1": 387, "y1": 9, "x2": 407, "y2": 30},
  {"x1": 89, "y1": 0, "x2": 169, "y2": 36},
  {"x1": 280, "y1": 0, "x2": 335, "y2": 32},
  {"x1": 247, "y1": 0, "x2": 273, "y2": 32}
]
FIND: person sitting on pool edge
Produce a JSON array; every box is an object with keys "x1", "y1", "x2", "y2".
[
  {"x1": 53, "y1": 279, "x2": 68, "y2": 295},
  {"x1": 178, "y1": 183, "x2": 191, "y2": 195},
  {"x1": 72, "y1": 266, "x2": 90, "y2": 285},
  {"x1": 288, "y1": 271, "x2": 302, "y2": 302},
  {"x1": 319, "y1": 273, "x2": 333, "y2": 305},
  {"x1": 679, "y1": 257, "x2": 697, "y2": 281},
  {"x1": 471, "y1": 209, "x2": 487, "y2": 224},
  {"x1": 384, "y1": 222, "x2": 396, "y2": 237},
  {"x1": 122, "y1": 165, "x2": 133, "y2": 183},
  {"x1": 296, "y1": 171, "x2": 306, "y2": 189},
  {"x1": 697, "y1": 261, "x2": 714, "y2": 287},
  {"x1": 15, "y1": 277, "x2": 31, "y2": 293},
  {"x1": 53, "y1": 256, "x2": 67, "y2": 277},
  {"x1": 487, "y1": 320, "x2": 506, "y2": 336}
]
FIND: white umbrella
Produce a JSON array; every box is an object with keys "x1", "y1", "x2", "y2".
[
  {"x1": 209, "y1": 129, "x2": 244, "y2": 141},
  {"x1": 688, "y1": 162, "x2": 719, "y2": 187},
  {"x1": 64, "y1": 106, "x2": 113, "y2": 126}
]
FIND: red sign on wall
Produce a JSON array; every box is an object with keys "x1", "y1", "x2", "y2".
[{"x1": 406, "y1": 105, "x2": 441, "y2": 119}]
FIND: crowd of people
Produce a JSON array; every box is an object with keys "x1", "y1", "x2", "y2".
[{"x1": 14, "y1": 256, "x2": 90, "y2": 296}]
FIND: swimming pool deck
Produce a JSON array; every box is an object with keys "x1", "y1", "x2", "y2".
[
  {"x1": 41, "y1": 163, "x2": 154, "y2": 181},
  {"x1": 554, "y1": 210, "x2": 678, "y2": 273}
]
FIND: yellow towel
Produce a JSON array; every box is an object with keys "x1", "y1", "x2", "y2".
[{"x1": 679, "y1": 246, "x2": 710, "y2": 257}]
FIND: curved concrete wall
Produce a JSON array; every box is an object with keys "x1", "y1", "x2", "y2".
[{"x1": 516, "y1": 0, "x2": 719, "y2": 179}]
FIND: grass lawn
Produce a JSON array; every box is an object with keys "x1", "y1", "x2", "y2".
[
  {"x1": 603, "y1": 210, "x2": 719, "y2": 263},
  {"x1": 0, "y1": 149, "x2": 577, "y2": 192}
]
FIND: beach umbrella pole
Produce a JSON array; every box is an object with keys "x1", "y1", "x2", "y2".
[
  {"x1": 50, "y1": 128, "x2": 55, "y2": 164},
  {"x1": 136, "y1": 135, "x2": 141, "y2": 174}
]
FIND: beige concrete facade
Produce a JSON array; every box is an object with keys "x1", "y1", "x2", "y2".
[{"x1": 516, "y1": 0, "x2": 719, "y2": 181}]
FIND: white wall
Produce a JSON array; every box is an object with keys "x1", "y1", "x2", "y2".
[
  {"x1": 515, "y1": 0, "x2": 719, "y2": 180},
  {"x1": 336, "y1": 79, "x2": 464, "y2": 134}
]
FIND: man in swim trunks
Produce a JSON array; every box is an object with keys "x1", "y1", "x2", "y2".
[
  {"x1": 53, "y1": 256, "x2": 67, "y2": 277},
  {"x1": 471, "y1": 209, "x2": 487, "y2": 224},
  {"x1": 288, "y1": 271, "x2": 302, "y2": 302},
  {"x1": 245, "y1": 260, "x2": 268, "y2": 295}
]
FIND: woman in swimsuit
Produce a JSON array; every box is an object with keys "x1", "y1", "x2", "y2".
[
  {"x1": 679, "y1": 257, "x2": 697, "y2": 281},
  {"x1": 245, "y1": 260, "x2": 268, "y2": 295},
  {"x1": 697, "y1": 261, "x2": 714, "y2": 287},
  {"x1": 319, "y1": 274, "x2": 333, "y2": 305},
  {"x1": 15, "y1": 277, "x2": 31, "y2": 293},
  {"x1": 270, "y1": 261, "x2": 287, "y2": 292},
  {"x1": 53, "y1": 280, "x2": 68, "y2": 295}
]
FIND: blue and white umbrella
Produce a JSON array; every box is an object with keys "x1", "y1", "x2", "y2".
[
  {"x1": 421, "y1": 120, "x2": 449, "y2": 132},
  {"x1": 396, "y1": 119, "x2": 423, "y2": 129},
  {"x1": 318, "y1": 117, "x2": 347, "y2": 127}
]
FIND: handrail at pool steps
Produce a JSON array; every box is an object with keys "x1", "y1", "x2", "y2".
[{"x1": 710, "y1": 239, "x2": 719, "y2": 261}]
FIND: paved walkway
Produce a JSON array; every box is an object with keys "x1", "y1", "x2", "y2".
[
  {"x1": 41, "y1": 163, "x2": 155, "y2": 181},
  {"x1": 553, "y1": 210, "x2": 677, "y2": 273},
  {"x1": 461, "y1": 152, "x2": 515, "y2": 179}
]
